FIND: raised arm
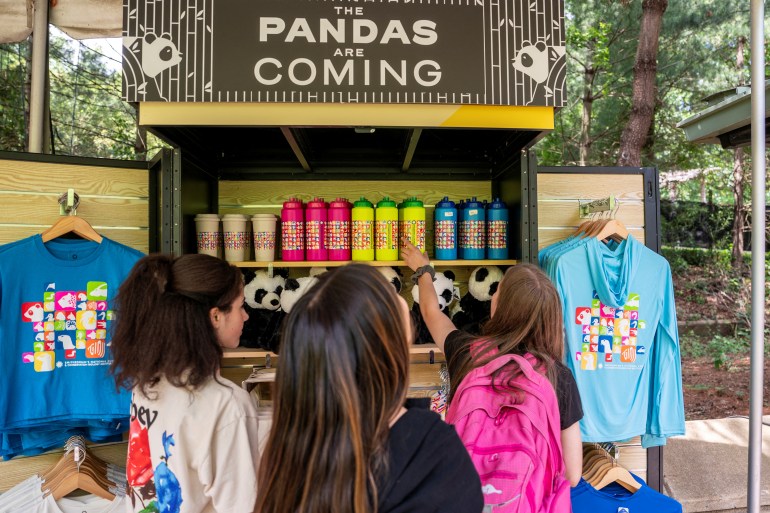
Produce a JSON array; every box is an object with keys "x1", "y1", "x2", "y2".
[{"x1": 400, "y1": 239, "x2": 457, "y2": 353}]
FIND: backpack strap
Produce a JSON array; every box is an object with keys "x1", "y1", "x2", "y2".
[{"x1": 512, "y1": 354, "x2": 567, "y2": 476}]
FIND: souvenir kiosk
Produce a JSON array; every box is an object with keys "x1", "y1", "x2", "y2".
[{"x1": 0, "y1": 0, "x2": 666, "y2": 498}]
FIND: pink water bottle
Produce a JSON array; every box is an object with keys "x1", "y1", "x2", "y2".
[
  {"x1": 281, "y1": 198, "x2": 305, "y2": 261},
  {"x1": 305, "y1": 197, "x2": 328, "y2": 261},
  {"x1": 327, "y1": 198, "x2": 352, "y2": 261}
]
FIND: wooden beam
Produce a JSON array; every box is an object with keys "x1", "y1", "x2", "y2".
[
  {"x1": 401, "y1": 128, "x2": 422, "y2": 172},
  {"x1": 280, "y1": 127, "x2": 312, "y2": 172}
]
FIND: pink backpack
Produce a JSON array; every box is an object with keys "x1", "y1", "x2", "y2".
[{"x1": 445, "y1": 353, "x2": 571, "y2": 513}]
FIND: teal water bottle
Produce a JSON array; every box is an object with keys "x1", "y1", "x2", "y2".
[{"x1": 486, "y1": 198, "x2": 509, "y2": 259}]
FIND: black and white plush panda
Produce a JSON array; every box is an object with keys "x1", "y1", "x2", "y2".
[
  {"x1": 410, "y1": 270, "x2": 459, "y2": 345},
  {"x1": 241, "y1": 269, "x2": 289, "y2": 350},
  {"x1": 377, "y1": 266, "x2": 404, "y2": 293},
  {"x1": 280, "y1": 276, "x2": 319, "y2": 315},
  {"x1": 451, "y1": 266, "x2": 504, "y2": 335}
]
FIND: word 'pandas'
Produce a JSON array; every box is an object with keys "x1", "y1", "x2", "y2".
[{"x1": 258, "y1": 17, "x2": 438, "y2": 46}]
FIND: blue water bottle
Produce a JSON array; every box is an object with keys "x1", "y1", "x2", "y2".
[
  {"x1": 487, "y1": 198, "x2": 509, "y2": 259},
  {"x1": 457, "y1": 199, "x2": 466, "y2": 259},
  {"x1": 462, "y1": 197, "x2": 486, "y2": 260},
  {"x1": 434, "y1": 196, "x2": 457, "y2": 260}
]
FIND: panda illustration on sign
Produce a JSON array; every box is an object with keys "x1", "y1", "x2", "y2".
[
  {"x1": 123, "y1": 33, "x2": 183, "y2": 100},
  {"x1": 511, "y1": 40, "x2": 566, "y2": 106}
]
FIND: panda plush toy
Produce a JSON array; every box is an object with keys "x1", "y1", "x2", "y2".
[
  {"x1": 377, "y1": 266, "x2": 404, "y2": 293},
  {"x1": 451, "y1": 265, "x2": 503, "y2": 335},
  {"x1": 258, "y1": 275, "x2": 319, "y2": 353},
  {"x1": 410, "y1": 270, "x2": 459, "y2": 344},
  {"x1": 241, "y1": 269, "x2": 289, "y2": 350}
]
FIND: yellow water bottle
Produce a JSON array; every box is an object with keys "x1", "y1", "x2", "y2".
[
  {"x1": 375, "y1": 197, "x2": 399, "y2": 261},
  {"x1": 401, "y1": 197, "x2": 426, "y2": 251},
  {"x1": 351, "y1": 197, "x2": 374, "y2": 261}
]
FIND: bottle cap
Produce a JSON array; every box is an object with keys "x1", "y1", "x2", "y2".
[
  {"x1": 282, "y1": 198, "x2": 304, "y2": 209},
  {"x1": 402, "y1": 197, "x2": 424, "y2": 208},
  {"x1": 307, "y1": 198, "x2": 328, "y2": 208},
  {"x1": 353, "y1": 197, "x2": 373, "y2": 208},
  {"x1": 436, "y1": 196, "x2": 456, "y2": 209},
  {"x1": 489, "y1": 198, "x2": 507, "y2": 209},
  {"x1": 377, "y1": 197, "x2": 397, "y2": 208},
  {"x1": 465, "y1": 197, "x2": 484, "y2": 209},
  {"x1": 330, "y1": 198, "x2": 351, "y2": 208}
]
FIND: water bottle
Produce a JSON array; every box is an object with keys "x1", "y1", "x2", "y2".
[
  {"x1": 487, "y1": 198, "x2": 509, "y2": 259},
  {"x1": 375, "y1": 197, "x2": 399, "y2": 261},
  {"x1": 305, "y1": 197, "x2": 328, "y2": 261},
  {"x1": 280, "y1": 198, "x2": 305, "y2": 261},
  {"x1": 434, "y1": 196, "x2": 457, "y2": 260},
  {"x1": 462, "y1": 197, "x2": 485, "y2": 259},
  {"x1": 400, "y1": 197, "x2": 426, "y2": 251},
  {"x1": 327, "y1": 198, "x2": 352, "y2": 261},
  {"x1": 457, "y1": 199, "x2": 466, "y2": 259},
  {"x1": 351, "y1": 197, "x2": 375, "y2": 261}
]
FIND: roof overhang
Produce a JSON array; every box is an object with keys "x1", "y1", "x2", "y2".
[{"x1": 677, "y1": 81, "x2": 770, "y2": 149}]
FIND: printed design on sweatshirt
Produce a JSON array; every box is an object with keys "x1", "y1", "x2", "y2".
[
  {"x1": 128, "y1": 410, "x2": 184, "y2": 513},
  {"x1": 20, "y1": 281, "x2": 114, "y2": 372},
  {"x1": 573, "y1": 291, "x2": 647, "y2": 371}
]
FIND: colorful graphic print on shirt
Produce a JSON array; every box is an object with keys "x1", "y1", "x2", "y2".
[
  {"x1": 573, "y1": 291, "x2": 647, "y2": 371},
  {"x1": 20, "y1": 281, "x2": 114, "y2": 372},
  {"x1": 127, "y1": 409, "x2": 183, "y2": 513}
]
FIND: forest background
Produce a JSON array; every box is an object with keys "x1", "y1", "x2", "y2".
[{"x1": 0, "y1": 0, "x2": 768, "y2": 419}]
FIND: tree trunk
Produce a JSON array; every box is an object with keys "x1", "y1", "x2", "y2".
[
  {"x1": 23, "y1": 37, "x2": 32, "y2": 152},
  {"x1": 617, "y1": 0, "x2": 668, "y2": 167},
  {"x1": 579, "y1": 43, "x2": 596, "y2": 166},
  {"x1": 731, "y1": 36, "x2": 747, "y2": 269},
  {"x1": 732, "y1": 147, "x2": 745, "y2": 267}
]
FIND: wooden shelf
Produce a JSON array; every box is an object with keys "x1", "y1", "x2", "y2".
[
  {"x1": 223, "y1": 343, "x2": 441, "y2": 359},
  {"x1": 231, "y1": 259, "x2": 518, "y2": 268}
]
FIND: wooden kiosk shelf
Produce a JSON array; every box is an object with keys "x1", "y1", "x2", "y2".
[
  {"x1": 231, "y1": 259, "x2": 518, "y2": 268},
  {"x1": 222, "y1": 343, "x2": 443, "y2": 360}
]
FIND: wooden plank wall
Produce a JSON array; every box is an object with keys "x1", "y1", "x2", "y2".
[
  {"x1": 537, "y1": 171, "x2": 648, "y2": 482},
  {"x1": 0, "y1": 159, "x2": 150, "y2": 254},
  {"x1": 536, "y1": 172, "x2": 646, "y2": 250},
  {"x1": 0, "y1": 157, "x2": 149, "y2": 493}
]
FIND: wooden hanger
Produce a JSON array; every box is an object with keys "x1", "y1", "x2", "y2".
[
  {"x1": 41, "y1": 437, "x2": 117, "y2": 501},
  {"x1": 41, "y1": 215, "x2": 103, "y2": 243},
  {"x1": 592, "y1": 460, "x2": 642, "y2": 493},
  {"x1": 594, "y1": 219, "x2": 628, "y2": 243},
  {"x1": 40, "y1": 189, "x2": 103, "y2": 243}
]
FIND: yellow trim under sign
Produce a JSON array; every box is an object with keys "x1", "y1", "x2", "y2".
[{"x1": 139, "y1": 102, "x2": 554, "y2": 130}]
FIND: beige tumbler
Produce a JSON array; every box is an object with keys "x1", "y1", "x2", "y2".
[
  {"x1": 252, "y1": 214, "x2": 278, "y2": 262},
  {"x1": 222, "y1": 214, "x2": 249, "y2": 262},
  {"x1": 194, "y1": 214, "x2": 222, "y2": 258}
]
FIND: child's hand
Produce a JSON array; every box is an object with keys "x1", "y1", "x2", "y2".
[{"x1": 400, "y1": 238, "x2": 430, "y2": 271}]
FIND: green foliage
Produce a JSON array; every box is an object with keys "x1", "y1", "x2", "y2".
[
  {"x1": 0, "y1": 41, "x2": 29, "y2": 151},
  {"x1": 662, "y1": 246, "x2": 745, "y2": 269},
  {"x1": 0, "y1": 29, "x2": 169, "y2": 160},
  {"x1": 680, "y1": 330, "x2": 707, "y2": 358},
  {"x1": 538, "y1": 0, "x2": 750, "y2": 184}
]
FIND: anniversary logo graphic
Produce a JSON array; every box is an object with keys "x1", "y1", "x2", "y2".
[{"x1": 122, "y1": 0, "x2": 564, "y2": 106}]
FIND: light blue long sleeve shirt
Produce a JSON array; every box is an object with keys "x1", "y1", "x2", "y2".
[{"x1": 543, "y1": 235, "x2": 685, "y2": 446}]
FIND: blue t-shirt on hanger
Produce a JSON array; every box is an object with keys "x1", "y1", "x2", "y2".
[
  {"x1": 0, "y1": 235, "x2": 143, "y2": 457},
  {"x1": 571, "y1": 474, "x2": 682, "y2": 513}
]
